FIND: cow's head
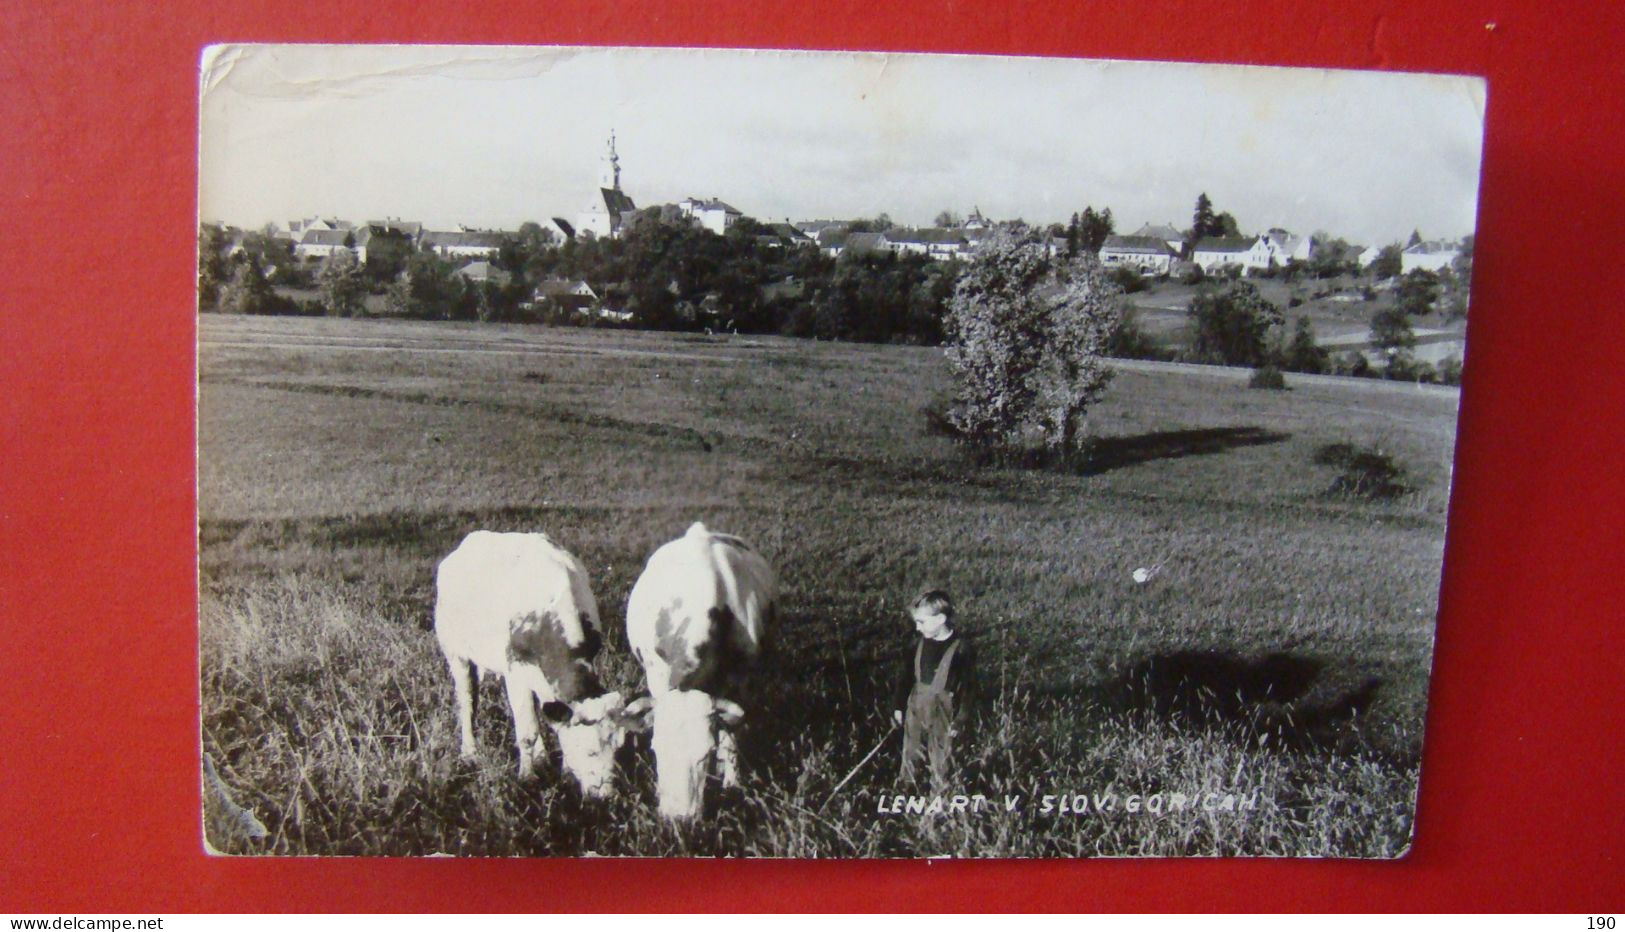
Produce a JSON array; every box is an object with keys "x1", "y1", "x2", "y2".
[
  {"x1": 540, "y1": 690, "x2": 646, "y2": 798},
  {"x1": 645, "y1": 689, "x2": 745, "y2": 820}
]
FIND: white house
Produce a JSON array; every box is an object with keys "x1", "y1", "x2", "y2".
[
  {"x1": 421, "y1": 230, "x2": 505, "y2": 259},
  {"x1": 881, "y1": 227, "x2": 970, "y2": 261},
  {"x1": 294, "y1": 228, "x2": 352, "y2": 260},
  {"x1": 1099, "y1": 234, "x2": 1177, "y2": 275},
  {"x1": 1401, "y1": 240, "x2": 1462, "y2": 273},
  {"x1": 1192, "y1": 236, "x2": 1269, "y2": 273},
  {"x1": 1357, "y1": 245, "x2": 1384, "y2": 270},
  {"x1": 1261, "y1": 228, "x2": 1314, "y2": 266},
  {"x1": 881, "y1": 228, "x2": 930, "y2": 257},
  {"x1": 679, "y1": 197, "x2": 743, "y2": 235}
]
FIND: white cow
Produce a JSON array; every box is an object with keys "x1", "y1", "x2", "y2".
[
  {"x1": 625, "y1": 522, "x2": 777, "y2": 819},
  {"x1": 434, "y1": 530, "x2": 639, "y2": 797}
]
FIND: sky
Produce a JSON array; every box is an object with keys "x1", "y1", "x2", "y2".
[{"x1": 199, "y1": 45, "x2": 1486, "y2": 247}]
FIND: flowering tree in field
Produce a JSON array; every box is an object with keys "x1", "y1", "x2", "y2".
[
  {"x1": 318, "y1": 247, "x2": 367, "y2": 318},
  {"x1": 943, "y1": 233, "x2": 1121, "y2": 454}
]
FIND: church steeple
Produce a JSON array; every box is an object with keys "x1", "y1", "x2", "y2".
[{"x1": 600, "y1": 131, "x2": 622, "y2": 192}]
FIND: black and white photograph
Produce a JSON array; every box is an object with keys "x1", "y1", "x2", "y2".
[{"x1": 197, "y1": 44, "x2": 1484, "y2": 858}]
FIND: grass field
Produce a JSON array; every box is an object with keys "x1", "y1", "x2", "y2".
[{"x1": 198, "y1": 313, "x2": 1458, "y2": 857}]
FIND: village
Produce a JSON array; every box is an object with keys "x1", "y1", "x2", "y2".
[{"x1": 201, "y1": 134, "x2": 1472, "y2": 381}]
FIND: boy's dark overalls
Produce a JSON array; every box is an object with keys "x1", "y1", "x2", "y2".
[{"x1": 899, "y1": 636, "x2": 973, "y2": 789}]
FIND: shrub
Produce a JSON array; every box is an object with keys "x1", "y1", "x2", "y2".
[
  {"x1": 1179, "y1": 264, "x2": 1206, "y2": 286},
  {"x1": 1249, "y1": 364, "x2": 1287, "y2": 390},
  {"x1": 1107, "y1": 303, "x2": 1172, "y2": 361},
  {"x1": 1436, "y1": 356, "x2": 1464, "y2": 386},
  {"x1": 1282, "y1": 316, "x2": 1330, "y2": 375},
  {"x1": 1109, "y1": 267, "x2": 1148, "y2": 294},
  {"x1": 1186, "y1": 280, "x2": 1284, "y2": 367},
  {"x1": 1314, "y1": 442, "x2": 1409, "y2": 499}
]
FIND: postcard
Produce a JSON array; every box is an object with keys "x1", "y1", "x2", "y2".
[{"x1": 197, "y1": 44, "x2": 1483, "y2": 857}]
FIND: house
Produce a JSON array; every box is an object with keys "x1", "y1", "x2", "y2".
[
  {"x1": 531, "y1": 278, "x2": 598, "y2": 313},
  {"x1": 1357, "y1": 245, "x2": 1384, "y2": 270},
  {"x1": 883, "y1": 227, "x2": 970, "y2": 261},
  {"x1": 840, "y1": 231, "x2": 890, "y2": 258},
  {"x1": 881, "y1": 228, "x2": 930, "y2": 257},
  {"x1": 679, "y1": 197, "x2": 744, "y2": 235},
  {"x1": 1401, "y1": 240, "x2": 1461, "y2": 273},
  {"x1": 456, "y1": 261, "x2": 511, "y2": 286},
  {"x1": 766, "y1": 223, "x2": 815, "y2": 248},
  {"x1": 287, "y1": 217, "x2": 353, "y2": 241},
  {"x1": 1260, "y1": 228, "x2": 1314, "y2": 266},
  {"x1": 421, "y1": 230, "x2": 505, "y2": 260},
  {"x1": 1099, "y1": 234, "x2": 1178, "y2": 275},
  {"x1": 1130, "y1": 222, "x2": 1186, "y2": 256},
  {"x1": 364, "y1": 219, "x2": 422, "y2": 239},
  {"x1": 794, "y1": 220, "x2": 847, "y2": 237},
  {"x1": 817, "y1": 227, "x2": 851, "y2": 258},
  {"x1": 761, "y1": 276, "x2": 805, "y2": 302},
  {"x1": 1191, "y1": 236, "x2": 1268, "y2": 273},
  {"x1": 353, "y1": 220, "x2": 422, "y2": 264},
  {"x1": 294, "y1": 228, "x2": 353, "y2": 260}
]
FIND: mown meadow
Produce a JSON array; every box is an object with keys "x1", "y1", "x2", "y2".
[{"x1": 198, "y1": 314, "x2": 1458, "y2": 857}]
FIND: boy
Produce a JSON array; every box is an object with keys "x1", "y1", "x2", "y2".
[{"x1": 893, "y1": 588, "x2": 976, "y2": 789}]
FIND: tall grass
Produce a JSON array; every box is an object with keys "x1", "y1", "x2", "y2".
[{"x1": 202, "y1": 576, "x2": 1415, "y2": 857}]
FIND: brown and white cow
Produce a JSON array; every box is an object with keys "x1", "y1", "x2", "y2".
[
  {"x1": 434, "y1": 530, "x2": 639, "y2": 797},
  {"x1": 625, "y1": 522, "x2": 777, "y2": 819}
]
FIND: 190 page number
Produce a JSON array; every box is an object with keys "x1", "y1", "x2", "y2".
[{"x1": 1589, "y1": 919, "x2": 1616, "y2": 930}]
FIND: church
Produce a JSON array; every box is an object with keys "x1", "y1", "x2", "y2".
[{"x1": 571, "y1": 133, "x2": 637, "y2": 239}]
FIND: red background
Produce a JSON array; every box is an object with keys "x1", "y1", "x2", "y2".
[{"x1": 1, "y1": 0, "x2": 1621, "y2": 913}]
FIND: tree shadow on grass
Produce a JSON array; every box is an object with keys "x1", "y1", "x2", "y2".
[
  {"x1": 1075, "y1": 426, "x2": 1290, "y2": 476},
  {"x1": 963, "y1": 426, "x2": 1290, "y2": 476},
  {"x1": 1089, "y1": 649, "x2": 1384, "y2": 751}
]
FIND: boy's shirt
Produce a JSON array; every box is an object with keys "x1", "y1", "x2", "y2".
[{"x1": 893, "y1": 631, "x2": 977, "y2": 719}]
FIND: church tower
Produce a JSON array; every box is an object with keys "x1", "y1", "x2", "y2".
[{"x1": 599, "y1": 131, "x2": 622, "y2": 192}]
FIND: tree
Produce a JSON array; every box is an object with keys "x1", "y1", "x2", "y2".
[
  {"x1": 218, "y1": 256, "x2": 276, "y2": 315},
  {"x1": 1445, "y1": 234, "x2": 1474, "y2": 321},
  {"x1": 362, "y1": 228, "x2": 414, "y2": 284},
  {"x1": 1076, "y1": 207, "x2": 1113, "y2": 253},
  {"x1": 1308, "y1": 237, "x2": 1354, "y2": 278},
  {"x1": 1369, "y1": 243, "x2": 1403, "y2": 280},
  {"x1": 1282, "y1": 315, "x2": 1330, "y2": 374},
  {"x1": 1396, "y1": 269, "x2": 1440, "y2": 316},
  {"x1": 942, "y1": 234, "x2": 1121, "y2": 453},
  {"x1": 1192, "y1": 193, "x2": 1217, "y2": 240},
  {"x1": 1186, "y1": 280, "x2": 1284, "y2": 367},
  {"x1": 934, "y1": 209, "x2": 963, "y2": 228},
  {"x1": 198, "y1": 224, "x2": 230, "y2": 310},
  {"x1": 1370, "y1": 306, "x2": 1417, "y2": 354},
  {"x1": 317, "y1": 247, "x2": 367, "y2": 317}
]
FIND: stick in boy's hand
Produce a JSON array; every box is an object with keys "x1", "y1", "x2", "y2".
[{"x1": 818, "y1": 719, "x2": 900, "y2": 813}]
